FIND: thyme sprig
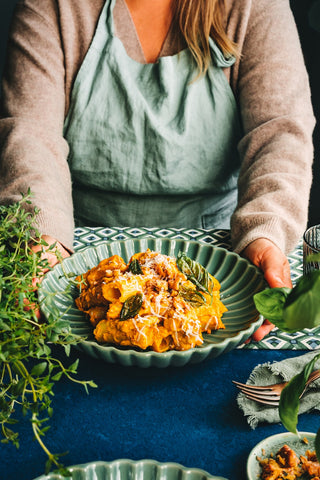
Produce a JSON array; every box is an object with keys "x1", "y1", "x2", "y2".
[{"x1": 0, "y1": 191, "x2": 97, "y2": 476}]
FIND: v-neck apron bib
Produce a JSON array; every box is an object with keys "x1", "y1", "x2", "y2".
[{"x1": 64, "y1": 0, "x2": 242, "y2": 229}]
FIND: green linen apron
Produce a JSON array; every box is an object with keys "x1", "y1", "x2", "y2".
[{"x1": 63, "y1": 0, "x2": 242, "y2": 229}]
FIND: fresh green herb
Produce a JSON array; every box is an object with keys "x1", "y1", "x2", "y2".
[
  {"x1": 252, "y1": 287, "x2": 291, "y2": 323},
  {"x1": 279, "y1": 352, "x2": 320, "y2": 461},
  {"x1": 128, "y1": 258, "x2": 142, "y2": 275},
  {"x1": 279, "y1": 352, "x2": 320, "y2": 435},
  {"x1": 282, "y1": 271, "x2": 320, "y2": 331},
  {"x1": 120, "y1": 293, "x2": 143, "y2": 320},
  {"x1": 176, "y1": 252, "x2": 213, "y2": 295},
  {"x1": 253, "y1": 271, "x2": 320, "y2": 332},
  {"x1": 0, "y1": 191, "x2": 97, "y2": 476}
]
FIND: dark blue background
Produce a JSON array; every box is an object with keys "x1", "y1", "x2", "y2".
[
  {"x1": 1, "y1": 347, "x2": 319, "y2": 480},
  {"x1": 0, "y1": 0, "x2": 16, "y2": 79}
]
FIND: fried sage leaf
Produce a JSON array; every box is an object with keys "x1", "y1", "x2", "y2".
[
  {"x1": 176, "y1": 252, "x2": 212, "y2": 294},
  {"x1": 179, "y1": 287, "x2": 207, "y2": 307},
  {"x1": 120, "y1": 293, "x2": 143, "y2": 320},
  {"x1": 128, "y1": 258, "x2": 142, "y2": 275}
]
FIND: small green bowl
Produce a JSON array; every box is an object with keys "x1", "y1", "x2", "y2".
[{"x1": 247, "y1": 431, "x2": 316, "y2": 480}]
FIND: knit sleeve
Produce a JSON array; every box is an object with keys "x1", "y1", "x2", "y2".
[
  {"x1": 230, "y1": 0, "x2": 315, "y2": 255},
  {"x1": 0, "y1": 0, "x2": 74, "y2": 251}
]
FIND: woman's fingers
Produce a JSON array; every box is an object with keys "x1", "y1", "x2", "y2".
[
  {"x1": 32, "y1": 235, "x2": 71, "y2": 288},
  {"x1": 242, "y1": 238, "x2": 292, "y2": 342},
  {"x1": 250, "y1": 319, "x2": 274, "y2": 342},
  {"x1": 27, "y1": 236, "x2": 71, "y2": 319},
  {"x1": 242, "y1": 237, "x2": 292, "y2": 288},
  {"x1": 23, "y1": 297, "x2": 41, "y2": 320}
]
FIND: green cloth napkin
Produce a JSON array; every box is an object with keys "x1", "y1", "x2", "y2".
[{"x1": 237, "y1": 351, "x2": 320, "y2": 429}]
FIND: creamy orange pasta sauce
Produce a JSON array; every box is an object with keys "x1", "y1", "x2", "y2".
[{"x1": 75, "y1": 249, "x2": 227, "y2": 352}]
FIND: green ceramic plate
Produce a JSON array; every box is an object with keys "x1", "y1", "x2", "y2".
[
  {"x1": 247, "y1": 432, "x2": 316, "y2": 480},
  {"x1": 39, "y1": 238, "x2": 265, "y2": 367},
  {"x1": 33, "y1": 458, "x2": 229, "y2": 480}
]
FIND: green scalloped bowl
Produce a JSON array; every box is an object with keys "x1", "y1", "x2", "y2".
[
  {"x1": 39, "y1": 238, "x2": 265, "y2": 367},
  {"x1": 33, "y1": 458, "x2": 229, "y2": 480}
]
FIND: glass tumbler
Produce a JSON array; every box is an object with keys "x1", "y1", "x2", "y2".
[{"x1": 303, "y1": 224, "x2": 320, "y2": 274}]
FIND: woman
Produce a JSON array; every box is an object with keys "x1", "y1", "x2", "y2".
[{"x1": 0, "y1": 0, "x2": 315, "y2": 340}]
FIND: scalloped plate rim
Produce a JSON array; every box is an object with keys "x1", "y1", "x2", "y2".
[{"x1": 32, "y1": 458, "x2": 229, "y2": 480}]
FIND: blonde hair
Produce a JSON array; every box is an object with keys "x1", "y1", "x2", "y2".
[{"x1": 172, "y1": 0, "x2": 238, "y2": 75}]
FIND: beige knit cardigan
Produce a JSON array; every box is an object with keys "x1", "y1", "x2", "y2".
[{"x1": 0, "y1": 0, "x2": 315, "y2": 253}]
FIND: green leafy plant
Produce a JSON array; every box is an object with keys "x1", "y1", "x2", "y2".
[
  {"x1": 253, "y1": 256, "x2": 320, "y2": 459},
  {"x1": 0, "y1": 191, "x2": 97, "y2": 475},
  {"x1": 253, "y1": 270, "x2": 320, "y2": 333},
  {"x1": 278, "y1": 351, "x2": 320, "y2": 459}
]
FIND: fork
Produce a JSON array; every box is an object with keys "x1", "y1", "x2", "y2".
[{"x1": 232, "y1": 369, "x2": 320, "y2": 406}]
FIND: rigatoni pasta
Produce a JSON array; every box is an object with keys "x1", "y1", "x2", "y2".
[{"x1": 75, "y1": 249, "x2": 227, "y2": 352}]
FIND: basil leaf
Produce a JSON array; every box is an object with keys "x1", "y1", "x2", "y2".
[
  {"x1": 283, "y1": 271, "x2": 320, "y2": 331},
  {"x1": 176, "y1": 252, "x2": 212, "y2": 294},
  {"x1": 179, "y1": 288, "x2": 207, "y2": 307},
  {"x1": 253, "y1": 287, "x2": 291, "y2": 322},
  {"x1": 279, "y1": 352, "x2": 320, "y2": 434},
  {"x1": 128, "y1": 259, "x2": 142, "y2": 275},
  {"x1": 279, "y1": 374, "x2": 306, "y2": 434},
  {"x1": 253, "y1": 271, "x2": 320, "y2": 332},
  {"x1": 120, "y1": 293, "x2": 143, "y2": 320}
]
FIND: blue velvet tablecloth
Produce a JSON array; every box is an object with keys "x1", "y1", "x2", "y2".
[
  {"x1": 1, "y1": 348, "x2": 319, "y2": 480},
  {"x1": 1, "y1": 228, "x2": 320, "y2": 480}
]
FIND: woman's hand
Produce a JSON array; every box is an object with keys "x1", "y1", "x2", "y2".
[
  {"x1": 31, "y1": 234, "x2": 71, "y2": 288},
  {"x1": 242, "y1": 238, "x2": 292, "y2": 341},
  {"x1": 22, "y1": 236, "x2": 71, "y2": 320}
]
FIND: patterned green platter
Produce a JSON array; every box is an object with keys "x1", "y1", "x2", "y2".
[
  {"x1": 39, "y1": 238, "x2": 265, "y2": 368},
  {"x1": 32, "y1": 458, "x2": 229, "y2": 480}
]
